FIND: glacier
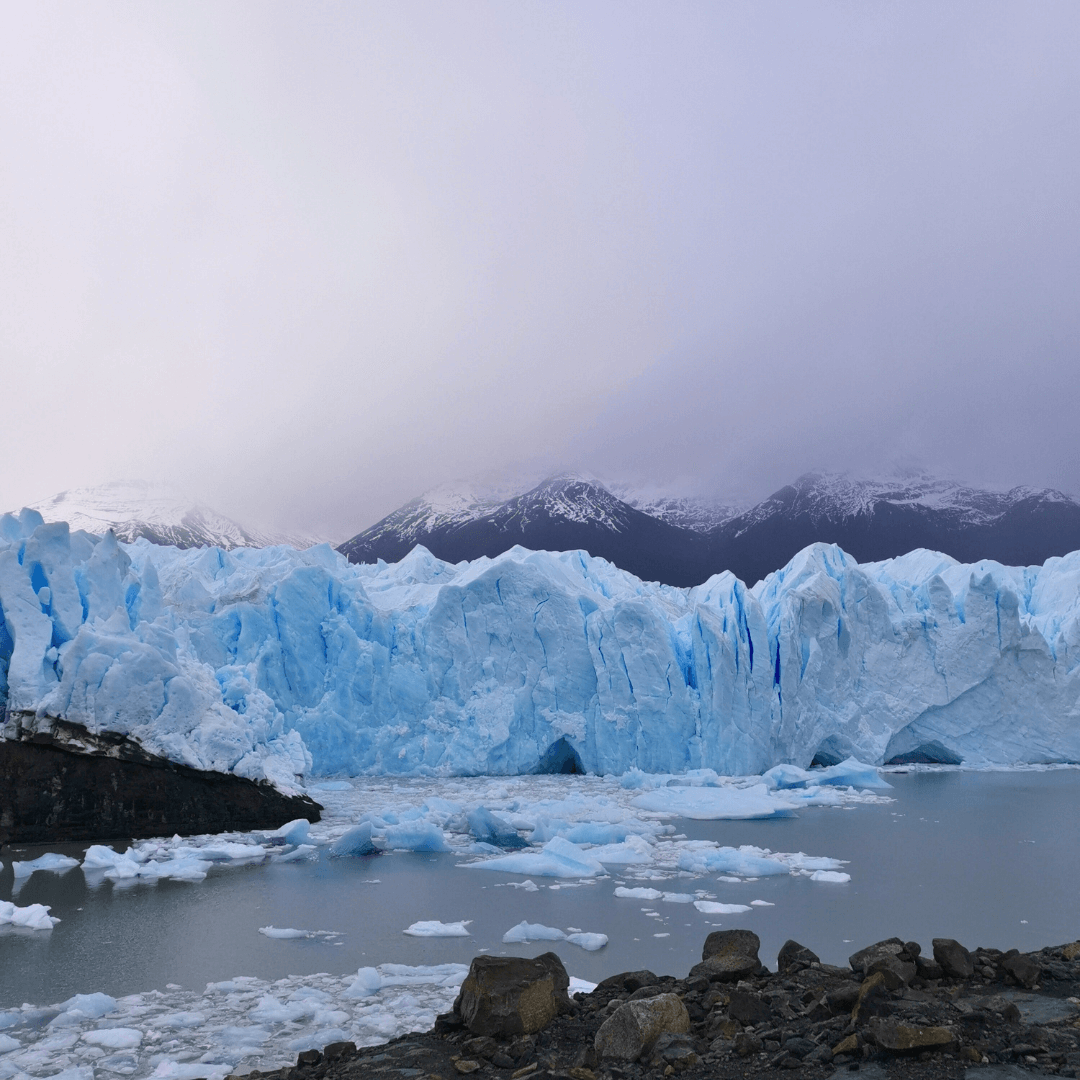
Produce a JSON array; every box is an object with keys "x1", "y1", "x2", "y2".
[{"x1": 2, "y1": 506, "x2": 1080, "y2": 783}]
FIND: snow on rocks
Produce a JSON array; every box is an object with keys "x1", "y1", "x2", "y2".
[{"x1": 3, "y1": 509, "x2": 1080, "y2": 781}]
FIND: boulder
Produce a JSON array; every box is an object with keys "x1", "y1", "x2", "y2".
[
  {"x1": 1062, "y1": 941, "x2": 1080, "y2": 961},
  {"x1": 915, "y1": 954, "x2": 944, "y2": 981},
  {"x1": 594, "y1": 993, "x2": 690, "y2": 1062},
  {"x1": 777, "y1": 939, "x2": 820, "y2": 974},
  {"x1": 692, "y1": 929, "x2": 763, "y2": 981},
  {"x1": 867, "y1": 1020, "x2": 956, "y2": 1054},
  {"x1": 322, "y1": 1041, "x2": 357, "y2": 1062},
  {"x1": 647, "y1": 1031, "x2": 700, "y2": 1068},
  {"x1": 986, "y1": 995, "x2": 1022, "y2": 1022},
  {"x1": 825, "y1": 984, "x2": 860, "y2": 1014},
  {"x1": 783, "y1": 1036, "x2": 816, "y2": 1059},
  {"x1": 849, "y1": 937, "x2": 905, "y2": 973},
  {"x1": 689, "y1": 954, "x2": 761, "y2": 983},
  {"x1": 864, "y1": 954, "x2": 916, "y2": 988},
  {"x1": 932, "y1": 938, "x2": 974, "y2": 979},
  {"x1": 851, "y1": 972, "x2": 891, "y2": 1021},
  {"x1": 1001, "y1": 950, "x2": 1041, "y2": 988},
  {"x1": 594, "y1": 970, "x2": 660, "y2": 994},
  {"x1": 703, "y1": 929, "x2": 761, "y2": 964},
  {"x1": 734, "y1": 1031, "x2": 763, "y2": 1057},
  {"x1": 727, "y1": 991, "x2": 772, "y2": 1026},
  {"x1": 832, "y1": 1034, "x2": 860, "y2": 1057},
  {"x1": 454, "y1": 952, "x2": 570, "y2": 1037}
]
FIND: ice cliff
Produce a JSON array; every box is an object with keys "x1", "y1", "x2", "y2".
[{"x1": 2, "y1": 507, "x2": 1079, "y2": 783}]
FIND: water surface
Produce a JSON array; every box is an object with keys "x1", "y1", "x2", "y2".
[{"x1": 2, "y1": 768, "x2": 1077, "y2": 1009}]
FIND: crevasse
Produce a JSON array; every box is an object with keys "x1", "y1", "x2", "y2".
[{"x1": 1, "y1": 507, "x2": 1079, "y2": 784}]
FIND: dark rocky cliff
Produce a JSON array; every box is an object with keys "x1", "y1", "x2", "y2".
[{"x1": 0, "y1": 714, "x2": 321, "y2": 845}]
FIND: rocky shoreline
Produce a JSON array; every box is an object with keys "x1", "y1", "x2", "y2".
[{"x1": 240, "y1": 932, "x2": 1080, "y2": 1080}]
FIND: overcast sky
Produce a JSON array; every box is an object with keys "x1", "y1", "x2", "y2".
[{"x1": 3, "y1": 2, "x2": 1079, "y2": 539}]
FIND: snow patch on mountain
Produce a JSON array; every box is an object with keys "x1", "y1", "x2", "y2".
[
  {"x1": 21, "y1": 481, "x2": 319, "y2": 550},
  {"x1": 732, "y1": 469, "x2": 1077, "y2": 534}
]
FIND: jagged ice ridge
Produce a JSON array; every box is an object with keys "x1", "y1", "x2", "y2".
[{"x1": 2, "y1": 507, "x2": 1080, "y2": 783}]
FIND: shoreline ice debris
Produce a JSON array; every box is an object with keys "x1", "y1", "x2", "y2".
[
  {"x1": 0, "y1": 964, "x2": 475, "y2": 1080},
  {"x1": 2, "y1": 510, "x2": 1079, "y2": 780}
]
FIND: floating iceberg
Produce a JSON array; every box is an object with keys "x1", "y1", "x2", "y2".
[
  {"x1": 0, "y1": 900, "x2": 60, "y2": 930},
  {"x1": 11, "y1": 852, "x2": 80, "y2": 877},
  {"x1": 461, "y1": 836, "x2": 606, "y2": 878},
  {"x1": 402, "y1": 920, "x2": 471, "y2": 937},
  {"x1": 3, "y1": 511, "x2": 1080, "y2": 781}
]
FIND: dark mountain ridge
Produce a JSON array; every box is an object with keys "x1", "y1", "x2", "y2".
[{"x1": 339, "y1": 471, "x2": 1080, "y2": 587}]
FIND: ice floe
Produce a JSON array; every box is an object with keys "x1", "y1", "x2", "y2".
[
  {"x1": 402, "y1": 921, "x2": 471, "y2": 937},
  {"x1": 10, "y1": 854, "x2": 80, "y2": 879},
  {"x1": 0, "y1": 900, "x2": 60, "y2": 930},
  {"x1": 500, "y1": 922, "x2": 607, "y2": 950}
]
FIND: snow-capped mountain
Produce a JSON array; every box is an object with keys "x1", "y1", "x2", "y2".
[
  {"x1": 340, "y1": 469, "x2": 1080, "y2": 586},
  {"x1": 607, "y1": 484, "x2": 744, "y2": 533},
  {"x1": 712, "y1": 470, "x2": 1080, "y2": 585},
  {"x1": 339, "y1": 474, "x2": 714, "y2": 585},
  {"x1": 22, "y1": 481, "x2": 318, "y2": 551}
]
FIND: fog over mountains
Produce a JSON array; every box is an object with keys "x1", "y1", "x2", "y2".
[{"x1": 339, "y1": 471, "x2": 1080, "y2": 586}]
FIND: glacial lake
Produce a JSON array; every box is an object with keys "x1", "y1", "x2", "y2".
[{"x1": 2, "y1": 768, "x2": 1078, "y2": 1013}]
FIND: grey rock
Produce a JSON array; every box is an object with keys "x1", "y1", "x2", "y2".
[
  {"x1": 322, "y1": 1041, "x2": 357, "y2": 1062},
  {"x1": 864, "y1": 954, "x2": 917, "y2": 988},
  {"x1": 783, "y1": 1036, "x2": 816, "y2": 1058},
  {"x1": 733, "y1": 1031, "x2": 763, "y2": 1057},
  {"x1": 866, "y1": 1019, "x2": 955, "y2": 1054},
  {"x1": 454, "y1": 952, "x2": 570, "y2": 1037},
  {"x1": 1000, "y1": 950, "x2": 1040, "y2": 988},
  {"x1": 849, "y1": 938, "x2": 905, "y2": 973},
  {"x1": 915, "y1": 954, "x2": 944, "y2": 981},
  {"x1": 689, "y1": 954, "x2": 761, "y2": 983},
  {"x1": 825, "y1": 984, "x2": 860, "y2": 1014},
  {"x1": 594, "y1": 969, "x2": 660, "y2": 994},
  {"x1": 594, "y1": 992, "x2": 690, "y2": 1062},
  {"x1": 777, "y1": 939, "x2": 820, "y2": 974},
  {"x1": 702, "y1": 928, "x2": 761, "y2": 964},
  {"x1": 933, "y1": 938, "x2": 975, "y2": 979},
  {"x1": 727, "y1": 991, "x2": 772, "y2": 1026},
  {"x1": 648, "y1": 1031, "x2": 700, "y2": 1067}
]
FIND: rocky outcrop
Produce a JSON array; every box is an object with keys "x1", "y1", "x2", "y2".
[
  {"x1": 0, "y1": 715, "x2": 320, "y2": 844},
  {"x1": 252, "y1": 933, "x2": 1080, "y2": 1079}
]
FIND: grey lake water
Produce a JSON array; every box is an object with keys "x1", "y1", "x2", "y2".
[{"x1": 2, "y1": 769, "x2": 1078, "y2": 1011}]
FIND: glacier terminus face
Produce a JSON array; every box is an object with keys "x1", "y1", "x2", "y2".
[{"x1": 1, "y1": 506, "x2": 1079, "y2": 785}]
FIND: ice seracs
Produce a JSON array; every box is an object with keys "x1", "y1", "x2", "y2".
[{"x1": 2, "y1": 506, "x2": 1080, "y2": 782}]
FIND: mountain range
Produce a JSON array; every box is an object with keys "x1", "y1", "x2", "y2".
[
  {"x1": 13, "y1": 471, "x2": 1080, "y2": 586},
  {"x1": 338, "y1": 470, "x2": 1080, "y2": 586}
]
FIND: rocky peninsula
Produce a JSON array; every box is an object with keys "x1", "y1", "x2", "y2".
[{"x1": 240, "y1": 931, "x2": 1080, "y2": 1080}]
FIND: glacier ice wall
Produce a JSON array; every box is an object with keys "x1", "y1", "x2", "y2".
[{"x1": 1, "y1": 507, "x2": 1079, "y2": 782}]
